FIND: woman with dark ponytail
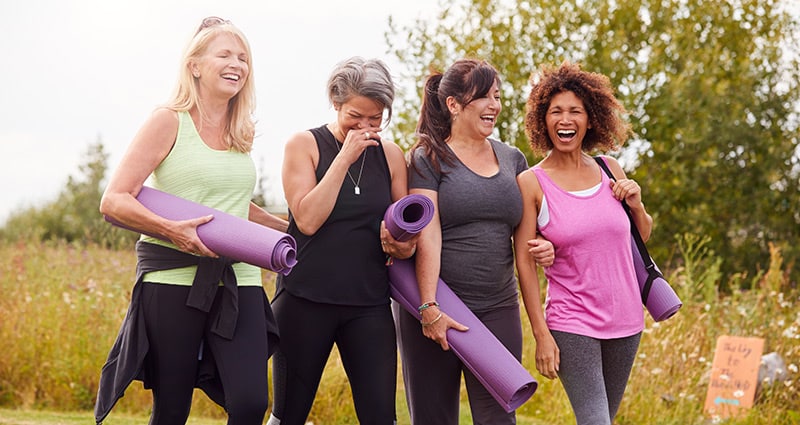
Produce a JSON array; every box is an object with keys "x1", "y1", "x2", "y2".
[{"x1": 396, "y1": 59, "x2": 554, "y2": 424}]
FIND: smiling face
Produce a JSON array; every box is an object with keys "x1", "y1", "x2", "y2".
[
  {"x1": 545, "y1": 90, "x2": 591, "y2": 152},
  {"x1": 192, "y1": 33, "x2": 250, "y2": 100},
  {"x1": 452, "y1": 79, "x2": 502, "y2": 139},
  {"x1": 334, "y1": 95, "x2": 384, "y2": 139}
]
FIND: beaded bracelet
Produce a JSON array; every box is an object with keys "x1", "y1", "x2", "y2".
[
  {"x1": 421, "y1": 312, "x2": 443, "y2": 327},
  {"x1": 417, "y1": 301, "x2": 440, "y2": 313}
]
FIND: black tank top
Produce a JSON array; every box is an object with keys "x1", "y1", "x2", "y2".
[{"x1": 276, "y1": 125, "x2": 393, "y2": 306}]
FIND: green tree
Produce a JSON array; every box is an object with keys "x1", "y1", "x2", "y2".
[
  {"x1": 386, "y1": 0, "x2": 800, "y2": 284},
  {"x1": 1, "y1": 138, "x2": 138, "y2": 248}
]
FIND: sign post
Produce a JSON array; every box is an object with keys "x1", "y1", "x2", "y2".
[{"x1": 703, "y1": 335, "x2": 765, "y2": 419}]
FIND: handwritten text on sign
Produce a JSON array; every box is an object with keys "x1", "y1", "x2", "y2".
[{"x1": 704, "y1": 335, "x2": 764, "y2": 418}]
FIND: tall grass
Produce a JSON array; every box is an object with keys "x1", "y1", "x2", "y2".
[{"x1": 0, "y1": 239, "x2": 797, "y2": 424}]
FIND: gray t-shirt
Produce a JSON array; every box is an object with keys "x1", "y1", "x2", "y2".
[{"x1": 409, "y1": 138, "x2": 528, "y2": 312}]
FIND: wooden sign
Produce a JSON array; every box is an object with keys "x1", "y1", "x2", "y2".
[{"x1": 704, "y1": 335, "x2": 765, "y2": 418}]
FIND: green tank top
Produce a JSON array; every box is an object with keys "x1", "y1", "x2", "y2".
[{"x1": 141, "y1": 110, "x2": 262, "y2": 287}]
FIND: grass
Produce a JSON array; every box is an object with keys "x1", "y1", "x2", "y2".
[{"x1": 0, "y1": 239, "x2": 798, "y2": 424}]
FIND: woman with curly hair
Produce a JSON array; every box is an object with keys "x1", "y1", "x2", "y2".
[{"x1": 515, "y1": 61, "x2": 653, "y2": 425}]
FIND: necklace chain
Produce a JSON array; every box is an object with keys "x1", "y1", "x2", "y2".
[{"x1": 334, "y1": 137, "x2": 366, "y2": 195}]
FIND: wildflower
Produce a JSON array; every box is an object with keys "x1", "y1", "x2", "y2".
[{"x1": 789, "y1": 364, "x2": 798, "y2": 373}]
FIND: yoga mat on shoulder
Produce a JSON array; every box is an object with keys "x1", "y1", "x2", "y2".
[
  {"x1": 631, "y1": 238, "x2": 682, "y2": 322},
  {"x1": 105, "y1": 186, "x2": 297, "y2": 275},
  {"x1": 383, "y1": 195, "x2": 537, "y2": 412}
]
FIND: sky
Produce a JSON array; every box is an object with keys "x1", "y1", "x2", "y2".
[{"x1": 0, "y1": 0, "x2": 440, "y2": 223}]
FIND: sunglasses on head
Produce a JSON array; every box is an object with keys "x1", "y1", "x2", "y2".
[{"x1": 196, "y1": 16, "x2": 231, "y2": 35}]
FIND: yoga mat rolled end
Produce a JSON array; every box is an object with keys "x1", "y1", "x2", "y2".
[
  {"x1": 506, "y1": 382, "x2": 538, "y2": 412},
  {"x1": 646, "y1": 277, "x2": 682, "y2": 321},
  {"x1": 383, "y1": 194, "x2": 435, "y2": 242},
  {"x1": 631, "y1": 239, "x2": 682, "y2": 322}
]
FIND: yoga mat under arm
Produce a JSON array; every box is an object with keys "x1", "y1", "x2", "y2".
[
  {"x1": 105, "y1": 186, "x2": 297, "y2": 275},
  {"x1": 383, "y1": 195, "x2": 537, "y2": 412}
]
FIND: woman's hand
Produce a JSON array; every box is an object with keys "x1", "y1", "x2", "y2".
[
  {"x1": 339, "y1": 127, "x2": 380, "y2": 164},
  {"x1": 534, "y1": 330, "x2": 560, "y2": 380},
  {"x1": 419, "y1": 306, "x2": 469, "y2": 351},
  {"x1": 168, "y1": 215, "x2": 218, "y2": 257},
  {"x1": 380, "y1": 221, "x2": 420, "y2": 260},
  {"x1": 527, "y1": 237, "x2": 555, "y2": 267},
  {"x1": 610, "y1": 178, "x2": 643, "y2": 209}
]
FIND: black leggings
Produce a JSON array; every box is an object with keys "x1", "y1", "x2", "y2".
[
  {"x1": 269, "y1": 291, "x2": 397, "y2": 425},
  {"x1": 141, "y1": 282, "x2": 270, "y2": 425}
]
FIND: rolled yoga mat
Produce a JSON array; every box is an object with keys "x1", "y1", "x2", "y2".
[
  {"x1": 388, "y1": 259, "x2": 538, "y2": 412},
  {"x1": 384, "y1": 195, "x2": 538, "y2": 412},
  {"x1": 106, "y1": 186, "x2": 297, "y2": 275},
  {"x1": 631, "y1": 238, "x2": 682, "y2": 322},
  {"x1": 383, "y1": 193, "x2": 435, "y2": 242}
]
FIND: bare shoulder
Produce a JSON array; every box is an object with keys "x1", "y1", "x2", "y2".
[
  {"x1": 131, "y1": 108, "x2": 179, "y2": 153},
  {"x1": 146, "y1": 107, "x2": 180, "y2": 129},
  {"x1": 284, "y1": 130, "x2": 317, "y2": 154},
  {"x1": 381, "y1": 139, "x2": 406, "y2": 161},
  {"x1": 517, "y1": 168, "x2": 540, "y2": 191}
]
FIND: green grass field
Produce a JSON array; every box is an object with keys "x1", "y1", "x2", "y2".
[{"x1": 0, "y1": 240, "x2": 797, "y2": 424}]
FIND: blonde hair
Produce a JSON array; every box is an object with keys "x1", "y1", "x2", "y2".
[{"x1": 166, "y1": 20, "x2": 256, "y2": 153}]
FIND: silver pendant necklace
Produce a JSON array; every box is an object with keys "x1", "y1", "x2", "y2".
[{"x1": 334, "y1": 137, "x2": 366, "y2": 195}]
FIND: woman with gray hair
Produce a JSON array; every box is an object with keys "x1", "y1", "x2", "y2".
[{"x1": 268, "y1": 57, "x2": 418, "y2": 425}]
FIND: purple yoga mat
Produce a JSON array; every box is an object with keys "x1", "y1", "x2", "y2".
[
  {"x1": 383, "y1": 194, "x2": 434, "y2": 242},
  {"x1": 631, "y1": 238, "x2": 682, "y2": 321},
  {"x1": 105, "y1": 186, "x2": 297, "y2": 275},
  {"x1": 389, "y1": 259, "x2": 538, "y2": 412},
  {"x1": 383, "y1": 195, "x2": 538, "y2": 412}
]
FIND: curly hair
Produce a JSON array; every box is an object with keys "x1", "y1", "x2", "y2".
[{"x1": 524, "y1": 61, "x2": 631, "y2": 155}]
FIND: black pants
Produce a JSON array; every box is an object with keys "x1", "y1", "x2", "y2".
[
  {"x1": 269, "y1": 291, "x2": 397, "y2": 425},
  {"x1": 142, "y1": 283, "x2": 270, "y2": 425}
]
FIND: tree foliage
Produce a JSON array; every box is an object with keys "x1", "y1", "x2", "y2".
[
  {"x1": 0, "y1": 139, "x2": 138, "y2": 249},
  {"x1": 386, "y1": 0, "x2": 800, "y2": 285},
  {"x1": 0, "y1": 139, "x2": 283, "y2": 249}
]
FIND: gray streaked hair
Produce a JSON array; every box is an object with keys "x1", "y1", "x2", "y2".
[{"x1": 327, "y1": 57, "x2": 395, "y2": 124}]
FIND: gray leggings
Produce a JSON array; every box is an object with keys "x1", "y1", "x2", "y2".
[{"x1": 550, "y1": 330, "x2": 641, "y2": 425}]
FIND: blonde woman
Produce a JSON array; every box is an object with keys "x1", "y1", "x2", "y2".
[{"x1": 95, "y1": 17, "x2": 287, "y2": 425}]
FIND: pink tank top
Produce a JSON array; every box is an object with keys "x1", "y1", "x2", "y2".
[{"x1": 533, "y1": 164, "x2": 644, "y2": 338}]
